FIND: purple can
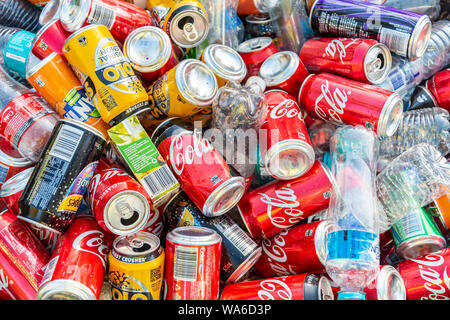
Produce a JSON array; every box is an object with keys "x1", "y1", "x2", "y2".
[{"x1": 309, "y1": 0, "x2": 432, "y2": 59}]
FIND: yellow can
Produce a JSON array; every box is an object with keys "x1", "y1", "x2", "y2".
[
  {"x1": 148, "y1": 0, "x2": 209, "y2": 48},
  {"x1": 62, "y1": 24, "x2": 149, "y2": 126},
  {"x1": 146, "y1": 58, "x2": 218, "y2": 121},
  {"x1": 108, "y1": 232, "x2": 165, "y2": 300}
]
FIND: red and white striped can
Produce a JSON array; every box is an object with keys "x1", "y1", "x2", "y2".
[
  {"x1": 298, "y1": 73, "x2": 403, "y2": 138},
  {"x1": 164, "y1": 226, "x2": 222, "y2": 300}
]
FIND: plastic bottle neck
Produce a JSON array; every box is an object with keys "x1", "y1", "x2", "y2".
[{"x1": 337, "y1": 291, "x2": 366, "y2": 300}]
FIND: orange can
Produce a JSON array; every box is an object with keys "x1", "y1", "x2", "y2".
[
  {"x1": 431, "y1": 193, "x2": 450, "y2": 230},
  {"x1": 146, "y1": 59, "x2": 218, "y2": 121},
  {"x1": 26, "y1": 52, "x2": 111, "y2": 138}
]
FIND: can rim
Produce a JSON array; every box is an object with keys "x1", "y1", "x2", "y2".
[
  {"x1": 37, "y1": 279, "x2": 96, "y2": 300},
  {"x1": 297, "y1": 73, "x2": 314, "y2": 103},
  {"x1": 202, "y1": 176, "x2": 245, "y2": 217},
  {"x1": 112, "y1": 231, "x2": 161, "y2": 257},
  {"x1": 39, "y1": 0, "x2": 61, "y2": 26},
  {"x1": 63, "y1": 24, "x2": 107, "y2": 50},
  {"x1": 235, "y1": 204, "x2": 255, "y2": 238},
  {"x1": 259, "y1": 51, "x2": 300, "y2": 86},
  {"x1": 168, "y1": 8, "x2": 209, "y2": 48},
  {"x1": 60, "y1": 118, "x2": 106, "y2": 141},
  {"x1": 17, "y1": 215, "x2": 63, "y2": 235},
  {"x1": 175, "y1": 59, "x2": 218, "y2": 107},
  {"x1": 166, "y1": 226, "x2": 222, "y2": 246},
  {"x1": 60, "y1": 0, "x2": 92, "y2": 32},
  {"x1": 104, "y1": 190, "x2": 151, "y2": 235},
  {"x1": 0, "y1": 149, "x2": 33, "y2": 168},
  {"x1": 364, "y1": 43, "x2": 392, "y2": 85},
  {"x1": 377, "y1": 92, "x2": 403, "y2": 138},
  {"x1": 408, "y1": 15, "x2": 432, "y2": 60},
  {"x1": 237, "y1": 37, "x2": 273, "y2": 53},
  {"x1": 396, "y1": 234, "x2": 446, "y2": 260},
  {"x1": 150, "y1": 117, "x2": 184, "y2": 144},
  {"x1": 307, "y1": 0, "x2": 319, "y2": 29},
  {"x1": 318, "y1": 276, "x2": 335, "y2": 300},
  {"x1": 376, "y1": 265, "x2": 406, "y2": 300},
  {"x1": 415, "y1": 85, "x2": 439, "y2": 108},
  {"x1": 202, "y1": 44, "x2": 247, "y2": 82},
  {"x1": 314, "y1": 220, "x2": 331, "y2": 268},
  {"x1": 245, "y1": 13, "x2": 272, "y2": 24},
  {"x1": 26, "y1": 51, "x2": 58, "y2": 80},
  {"x1": 225, "y1": 246, "x2": 262, "y2": 283},
  {"x1": 263, "y1": 139, "x2": 315, "y2": 180},
  {"x1": 123, "y1": 26, "x2": 172, "y2": 73},
  {"x1": 0, "y1": 167, "x2": 34, "y2": 197}
]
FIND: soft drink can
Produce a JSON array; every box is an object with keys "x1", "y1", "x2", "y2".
[
  {"x1": 0, "y1": 151, "x2": 33, "y2": 187},
  {"x1": 298, "y1": 73, "x2": 403, "y2": 137},
  {"x1": 31, "y1": 19, "x2": 71, "y2": 60},
  {"x1": 299, "y1": 38, "x2": 391, "y2": 84},
  {"x1": 36, "y1": 216, "x2": 112, "y2": 300},
  {"x1": 245, "y1": 13, "x2": 276, "y2": 39},
  {"x1": 108, "y1": 232, "x2": 164, "y2": 300},
  {"x1": 426, "y1": 68, "x2": 450, "y2": 112},
  {"x1": 0, "y1": 167, "x2": 33, "y2": 215},
  {"x1": 237, "y1": 0, "x2": 266, "y2": 15},
  {"x1": 19, "y1": 119, "x2": 106, "y2": 233},
  {"x1": 364, "y1": 265, "x2": 406, "y2": 300},
  {"x1": 409, "y1": 85, "x2": 439, "y2": 110},
  {"x1": 164, "y1": 226, "x2": 222, "y2": 300},
  {"x1": 62, "y1": 24, "x2": 149, "y2": 126},
  {"x1": 237, "y1": 37, "x2": 279, "y2": 78},
  {"x1": 425, "y1": 193, "x2": 450, "y2": 231}
]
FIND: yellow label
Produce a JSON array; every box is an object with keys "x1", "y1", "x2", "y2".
[
  {"x1": 108, "y1": 249, "x2": 165, "y2": 300},
  {"x1": 176, "y1": 208, "x2": 195, "y2": 227},
  {"x1": 57, "y1": 195, "x2": 83, "y2": 213}
]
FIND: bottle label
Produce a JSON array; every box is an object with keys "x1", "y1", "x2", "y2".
[
  {"x1": 326, "y1": 230, "x2": 379, "y2": 261},
  {"x1": 0, "y1": 93, "x2": 57, "y2": 148},
  {"x1": 3, "y1": 30, "x2": 35, "y2": 78}
]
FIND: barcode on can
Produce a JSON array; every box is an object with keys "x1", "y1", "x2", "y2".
[
  {"x1": 41, "y1": 255, "x2": 59, "y2": 285},
  {"x1": 87, "y1": 3, "x2": 116, "y2": 29},
  {"x1": 379, "y1": 28, "x2": 410, "y2": 57},
  {"x1": 400, "y1": 211, "x2": 425, "y2": 238},
  {"x1": 173, "y1": 246, "x2": 198, "y2": 281},
  {"x1": 49, "y1": 125, "x2": 84, "y2": 162},
  {"x1": 222, "y1": 224, "x2": 257, "y2": 256},
  {"x1": 141, "y1": 165, "x2": 178, "y2": 200}
]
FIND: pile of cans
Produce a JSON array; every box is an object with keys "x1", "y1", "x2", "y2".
[{"x1": 0, "y1": 0, "x2": 448, "y2": 301}]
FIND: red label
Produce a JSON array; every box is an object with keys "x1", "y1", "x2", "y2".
[{"x1": 0, "y1": 93, "x2": 56, "y2": 148}]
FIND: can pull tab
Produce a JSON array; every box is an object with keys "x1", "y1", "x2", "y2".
[
  {"x1": 116, "y1": 199, "x2": 134, "y2": 219},
  {"x1": 366, "y1": 57, "x2": 383, "y2": 73},
  {"x1": 178, "y1": 16, "x2": 198, "y2": 42}
]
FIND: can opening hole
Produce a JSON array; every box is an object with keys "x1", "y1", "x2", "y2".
[
  {"x1": 132, "y1": 242, "x2": 151, "y2": 253},
  {"x1": 120, "y1": 211, "x2": 140, "y2": 226},
  {"x1": 377, "y1": 53, "x2": 385, "y2": 70},
  {"x1": 178, "y1": 16, "x2": 195, "y2": 30}
]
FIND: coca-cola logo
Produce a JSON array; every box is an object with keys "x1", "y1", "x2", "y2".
[
  {"x1": 323, "y1": 38, "x2": 358, "y2": 64},
  {"x1": 314, "y1": 80, "x2": 349, "y2": 125},
  {"x1": 257, "y1": 278, "x2": 293, "y2": 300},
  {"x1": 72, "y1": 230, "x2": 109, "y2": 268},
  {"x1": 258, "y1": 185, "x2": 304, "y2": 231},
  {"x1": 141, "y1": 206, "x2": 163, "y2": 237},
  {"x1": 410, "y1": 251, "x2": 450, "y2": 300},
  {"x1": 88, "y1": 168, "x2": 129, "y2": 209},
  {"x1": 269, "y1": 99, "x2": 304, "y2": 121},
  {"x1": 261, "y1": 229, "x2": 296, "y2": 276},
  {"x1": 169, "y1": 134, "x2": 214, "y2": 176},
  {"x1": 0, "y1": 269, "x2": 9, "y2": 292}
]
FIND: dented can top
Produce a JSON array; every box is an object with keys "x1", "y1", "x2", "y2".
[
  {"x1": 166, "y1": 226, "x2": 222, "y2": 246},
  {"x1": 409, "y1": 15, "x2": 432, "y2": 60},
  {"x1": 202, "y1": 44, "x2": 247, "y2": 82},
  {"x1": 364, "y1": 43, "x2": 392, "y2": 85},
  {"x1": 259, "y1": 51, "x2": 300, "y2": 86},
  {"x1": 123, "y1": 26, "x2": 173, "y2": 73},
  {"x1": 377, "y1": 92, "x2": 403, "y2": 138},
  {"x1": 175, "y1": 59, "x2": 218, "y2": 107},
  {"x1": 237, "y1": 37, "x2": 273, "y2": 53},
  {"x1": 375, "y1": 265, "x2": 406, "y2": 300},
  {"x1": 59, "y1": 0, "x2": 92, "y2": 32}
]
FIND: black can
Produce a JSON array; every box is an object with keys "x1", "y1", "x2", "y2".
[
  {"x1": 408, "y1": 85, "x2": 438, "y2": 111},
  {"x1": 18, "y1": 119, "x2": 106, "y2": 233},
  {"x1": 309, "y1": 0, "x2": 432, "y2": 59},
  {"x1": 245, "y1": 14, "x2": 276, "y2": 40},
  {"x1": 163, "y1": 191, "x2": 262, "y2": 283}
]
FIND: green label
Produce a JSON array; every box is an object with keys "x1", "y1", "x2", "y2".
[{"x1": 391, "y1": 208, "x2": 443, "y2": 247}]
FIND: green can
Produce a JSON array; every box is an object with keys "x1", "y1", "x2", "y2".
[{"x1": 391, "y1": 207, "x2": 446, "y2": 260}]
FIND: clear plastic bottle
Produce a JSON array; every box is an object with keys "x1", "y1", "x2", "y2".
[
  {"x1": 379, "y1": 107, "x2": 450, "y2": 161},
  {"x1": 377, "y1": 21, "x2": 450, "y2": 104},
  {"x1": 307, "y1": 120, "x2": 337, "y2": 159},
  {"x1": 210, "y1": 76, "x2": 267, "y2": 188},
  {"x1": 376, "y1": 143, "x2": 450, "y2": 226},
  {"x1": 325, "y1": 125, "x2": 380, "y2": 300},
  {"x1": 0, "y1": 65, "x2": 59, "y2": 162},
  {"x1": 265, "y1": 0, "x2": 314, "y2": 53},
  {"x1": 360, "y1": 0, "x2": 441, "y2": 21},
  {"x1": 0, "y1": 0, "x2": 42, "y2": 33}
]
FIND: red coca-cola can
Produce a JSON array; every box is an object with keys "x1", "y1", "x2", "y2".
[
  {"x1": 31, "y1": 19, "x2": 72, "y2": 60},
  {"x1": 259, "y1": 51, "x2": 310, "y2": 98},
  {"x1": 137, "y1": 204, "x2": 164, "y2": 238},
  {"x1": 254, "y1": 221, "x2": 330, "y2": 278},
  {"x1": 397, "y1": 247, "x2": 450, "y2": 300},
  {"x1": 299, "y1": 38, "x2": 392, "y2": 84},
  {"x1": 426, "y1": 69, "x2": 450, "y2": 112},
  {"x1": 87, "y1": 158, "x2": 154, "y2": 236},
  {"x1": 260, "y1": 90, "x2": 315, "y2": 180},
  {"x1": 27, "y1": 223, "x2": 60, "y2": 254},
  {"x1": 0, "y1": 167, "x2": 33, "y2": 216},
  {"x1": 36, "y1": 216, "x2": 112, "y2": 300},
  {"x1": 151, "y1": 118, "x2": 245, "y2": 217},
  {"x1": 123, "y1": 26, "x2": 180, "y2": 85},
  {"x1": 220, "y1": 273, "x2": 334, "y2": 300},
  {"x1": 231, "y1": 160, "x2": 335, "y2": 239},
  {"x1": 59, "y1": 0, "x2": 154, "y2": 43},
  {"x1": 164, "y1": 226, "x2": 222, "y2": 300},
  {"x1": 0, "y1": 136, "x2": 22, "y2": 158},
  {"x1": 0, "y1": 208, "x2": 50, "y2": 300},
  {"x1": 298, "y1": 73, "x2": 404, "y2": 138},
  {"x1": 0, "y1": 151, "x2": 33, "y2": 186},
  {"x1": 237, "y1": 37, "x2": 279, "y2": 78}
]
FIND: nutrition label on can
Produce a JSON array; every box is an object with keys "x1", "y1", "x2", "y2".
[{"x1": 87, "y1": 2, "x2": 116, "y2": 29}]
